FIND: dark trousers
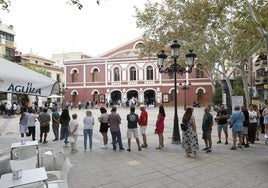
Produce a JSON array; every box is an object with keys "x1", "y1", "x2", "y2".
[
  {"x1": 28, "y1": 126, "x2": 36, "y2": 141},
  {"x1": 52, "y1": 123, "x2": 59, "y2": 140},
  {"x1": 111, "y1": 130, "x2": 123, "y2": 150},
  {"x1": 248, "y1": 123, "x2": 257, "y2": 143}
]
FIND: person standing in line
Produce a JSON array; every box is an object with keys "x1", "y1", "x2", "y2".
[
  {"x1": 262, "y1": 103, "x2": 268, "y2": 138},
  {"x1": 138, "y1": 105, "x2": 148, "y2": 148},
  {"x1": 19, "y1": 107, "x2": 29, "y2": 138},
  {"x1": 155, "y1": 105, "x2": 166, "y2": 149},
  {"x1": 98, "y1": 107, "x2": 109, "y2": 149},
  {"x1": 241, "y1": 105, "x2": 250, "y2": 148},
  {"x1": 215, "y1": 104, "x2": 229, "y2": 145},
  {"x1": 126, "y1": 106, "x2": 141, "y2": 152},
  {"x1": 181, "y1": 107, "x2": 199, "y2": 157},
  {"x1": 248, "y1": 104, "x2": 258, "y2": 143},
  {"x1": 60, "y1": 108, "x2": 71, "y2": 145},
  {"x1": 69, "y1": 113, "x2": 79, "y2": 153},
  {"x1": 27, "y1": 108, "x2": 38, "y2": 141},
  {"x1": 52, "y1": 108, "x2": 60, "y2": 141},
  {"x1": 230, "y1": 106, "x2": 245, "y2": 150},
  {"x1": 38, "y1": 108, "x2": 51, "y2": 144},
  {"x1": 83, "y1": 110, "x2": 94, "y2": 151},
  {"x1": 202, "y1": 107, "x2": 214, "y2": 153},
  {"x1": 108, "y1": 106, "x2": 124, "y2": 151}
]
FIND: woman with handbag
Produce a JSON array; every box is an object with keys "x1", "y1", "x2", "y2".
[{"x1": 181, "y1": 107, "x2": 199, "y2": 158}]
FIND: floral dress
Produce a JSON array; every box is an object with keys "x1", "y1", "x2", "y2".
[{"x1": 182, "y1": 116, "x2": 199, "y2": 152}]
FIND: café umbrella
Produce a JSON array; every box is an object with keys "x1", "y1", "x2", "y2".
[{"x1": 0, "y1": 57, "x2": 59, "y2": 97}]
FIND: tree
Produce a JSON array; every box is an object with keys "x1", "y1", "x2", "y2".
[
  {"x1": 135, "y1": 0, "x2": 268, "y2": 107},
  {"x1": 0, "y1": 0, "x2": 101, "y2": 11}
]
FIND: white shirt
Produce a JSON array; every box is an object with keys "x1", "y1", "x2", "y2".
[
  {"x1": 83, "y1": 116, "x2": 94, "y2": 129},
  {"x1": 248, "y1": 110, "x2": 257, "y2": 123},
  {"x1": 69, "y1": 119, "x2": 79, "y2": 134},
  {"x1": 28, "y1": 113, "x2": 38, "y2": 127}
]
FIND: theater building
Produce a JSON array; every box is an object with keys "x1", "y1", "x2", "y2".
[{"x1": 64, "y1": 38, "x2": 213, "y2": 107}]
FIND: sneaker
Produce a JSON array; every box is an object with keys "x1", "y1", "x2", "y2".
[
  {"x1": 83, "y1": 149, "x2": 87, "y2": 152},
  {"x1": 202, "y1": 147, "x2": 209, "y2": 151},
  {"x1": 119, "y1": 148, "x2": 125, "y2": 150},
  {"x1": 244, "y1": 144, "x2": 249, "y2": 148},
  {"x1": 127, "y1": 149, "x2": 131, "y2": 152},
  {"x1": 38, "y1": 140, "x2": 42, "y2": 143},
  {"x1": 216, "y1": 140, "x2": 221, "y2": 144},
  {"x1": 230, "y1": 146, "x2": 237, "y2": 150},
  {"x1": 100, "y1": 145, "x2": 108, "y2": 149},
  {"x1": 206, "y1": 149, "x2": 213, "y2": 153},
  {"x1": 265, "y1": 134, "x2": 268, "y2": 138},
  {"x1": 138, "y1": 147, "x2": 142, "y2": 151},
  {"x1": 237, "y1": 145, "x2": 243, "y2": 150},
  {"x1": 141, "y1": 144, "x2": 148, "y2": 148},
  {"x1": 225, "y1": 141, "x2": 228, "y2": 145},
  {"x1": 241, "y1": 142, "x2": 245, "y2": 145},
  {"x1": 256, "y1": 138, "x2": 260, "y2": 141},
  {"x1": 43, "y1": 140, "x2": 48, "y2": 144}
]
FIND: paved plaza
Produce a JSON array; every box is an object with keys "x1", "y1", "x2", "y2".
[{"x1": 0, "y1": 106, "x2": 268, "y2": 188}]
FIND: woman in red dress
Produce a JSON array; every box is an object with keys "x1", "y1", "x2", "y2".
[{"x1": 155, "y1": 105, "x2": 165, "y2": 149}]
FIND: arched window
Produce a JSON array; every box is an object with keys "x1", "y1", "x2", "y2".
[
  {"x1": 71, "y1": 69, "x2": 78, "y2": 82},
  {"x1": 114, "y1": 67, "x2": 120, "y2": 81},
  {"x1": 146, "y1": 66, "x2": 153, "y2": 80},
  {"x1": 92, "y1": 68, "x2": 99, "y2": 82},
  {"x1": 130, "y1": 67, "x2": 136, "y2": 81}
]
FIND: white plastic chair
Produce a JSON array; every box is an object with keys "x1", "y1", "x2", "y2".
[
  {"x1": 12, "y1": 146, "x2": 37, "y2": 160},
  {"x1": 10, "y1": 155, "x2": 37, "y2": 171},
  {"x1": 41, "y1": 141, "x2": 65, "y2": 167},
  {"x1": 44, "y1": 180, "x2": 69, "y2": 188},
  {"x1": 46, "y1": 158, "x2": 73, "y2": 181}
]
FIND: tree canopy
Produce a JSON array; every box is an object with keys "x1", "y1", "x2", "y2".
[{"x1": 135, "y1": 0, "x2": 268, "y2": 106}]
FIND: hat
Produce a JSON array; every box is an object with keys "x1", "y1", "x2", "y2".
[{"x1": 139, "y1": 104, "x2": 145, "y2": 108}]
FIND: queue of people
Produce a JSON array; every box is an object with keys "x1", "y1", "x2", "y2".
[{"x1": 17, "y1": 102, "x2": 267, "y2": 158}]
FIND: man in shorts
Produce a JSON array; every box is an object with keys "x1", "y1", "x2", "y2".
[
  {"x1": 38, "y1": 108, "x2": 51, "y2": 144},
  {"x1": 126, "y1": 107, "x2": 142, "y2": 151},
  {"x1": 215, "y1": 104, "x2": 229, "y2": 144},
  {"x1": 202, "y1": 107, "x2": 214, "y2": 153},
  {"x1": 138, "y1": 105, "x2": 148, "y2": 148}
]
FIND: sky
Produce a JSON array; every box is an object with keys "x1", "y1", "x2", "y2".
[{"x1": 0, "y1": 0, "x2": 148, "y2": 58}]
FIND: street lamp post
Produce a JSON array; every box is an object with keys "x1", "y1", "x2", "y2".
[
  {"x1": 157, "y1": 40, "x2": 196, "y2": 144},
  {"x1": 179, "y1": 80, "x2": 191, "y2": 111}
]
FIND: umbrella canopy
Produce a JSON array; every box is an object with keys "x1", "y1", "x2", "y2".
[{"x1": 0, "y1": 57, "x2": 59, "y2": 97}]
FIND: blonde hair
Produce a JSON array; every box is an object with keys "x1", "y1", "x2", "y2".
[{"x1": 86, "y1": 110, "x2": 92, "y2": 116}]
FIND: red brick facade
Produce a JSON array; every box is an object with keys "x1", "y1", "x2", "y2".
[{"x1": 64, "y1": 38, "x2": 213, "y2": 107}]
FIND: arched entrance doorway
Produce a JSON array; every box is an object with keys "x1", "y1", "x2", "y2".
[
  {"x1": 127, "y1": 90, "x2": 138, "y2": 107},
  {"x1": 111, "y1": 91, "x2": 122, "y2": 105},
  {"x1": 71, "y1": 90, "x2": 78, "y2": 105},
  {"x1": 197, "y1": 88, "x2": 204, "y2": 105},
  {"x1": 93, "y1": 91, "x2": 98, "y2": 103},
  {"x1": 144, "y1": 90, "x2": 156, "y2": 106}
]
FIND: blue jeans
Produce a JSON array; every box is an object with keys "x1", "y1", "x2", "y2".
[
  {"x1": 84, "y1": 129, "x2": 93, "y2": 150},
  {"x1": 60, "y1": 126, "x2": 69, "y2": 144},
  {"x1": 111, "y1": 130, "x2": 123, "y2": 150}
]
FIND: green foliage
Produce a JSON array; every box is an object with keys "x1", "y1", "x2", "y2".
[
  {"x1": 233, "y1": 76, "x2": 245, "y2": 96},
  {"x1": 23, "y1": 65, "x2": 51, "y2": 78},
  {"x1": 212, "y1": 82, "x2": 222, "y2": 105}
]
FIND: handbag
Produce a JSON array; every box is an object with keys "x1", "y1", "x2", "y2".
[
  {"x1": 69, "y1": 136, "x2": 75, "y2": 143},
  {"x1": 180, "y1": 123, "x2": 188, "y2": 131}
]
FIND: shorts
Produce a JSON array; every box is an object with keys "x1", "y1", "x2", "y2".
[
  {"x1": 217, "y1": 124, "x2": 228, "y2": 134},
  {"x1": 232, "y1": 131, "x2": 243, "y2": 138},
  {"x1": 243, "y1": 127, "x2": 248, "y2": 135},
  {"x1": 140, "y1": 126, "x2": 147, "y2": 134},
  {"x1": 99, "y1": 123, "x2": 109, "y2": 133},
  {"x1": 40, "y1": 125, "x2": 50, "y2": 133},
  {"x1": 127, "y1": 128, "x2": 139, "y2": 138},
  {"x1": 202, "y1": 129, "x2": 212, "y2": 140},
  {"x1": 20, "y1": 124, "x2": 28, "y2": 134}
]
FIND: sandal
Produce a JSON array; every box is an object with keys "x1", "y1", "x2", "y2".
[{"x1": 155, "y1": 146, "x2": 162, "y2": 150}]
